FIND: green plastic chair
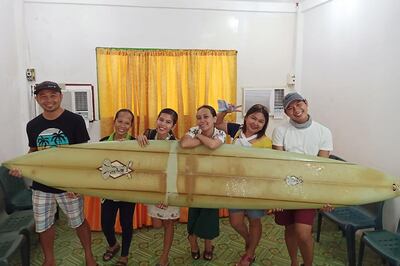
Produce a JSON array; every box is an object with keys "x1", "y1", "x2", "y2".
[
  {"x1": 0, "y1": 188, "x2": 34, "y2": 249},
  {"x1": 0, "y1": 232, "x2": 29, "y2": 265},
  {"x1": 0, "y1": 166, "x2": 32, "y2": 214},
  {"x1": 358, "y1": 219, "x2": 400, "y2": 266},
  {"x1": 316, "y1": 155, "x2": 385, "y2": 266}
]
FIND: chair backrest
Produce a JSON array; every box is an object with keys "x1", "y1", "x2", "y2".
[
  {"x1": 359, "y1": 201, "x2": 385, "y2": 230},
  {"x1": 0, "y1": 166, "x2": 27, "y2": 200},
  {"x1": 0, "y1": 184, "x2": 7, "y2": 216},
  {"x1": 329, "y1": 155, "x2": 384, "y2": 229}
]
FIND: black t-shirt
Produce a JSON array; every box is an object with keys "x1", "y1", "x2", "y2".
[
  {"x1": 27, "y1": 110, "x2": 90, "y2": 193},
  {"x1": 144, "y1": 129, "x2": 176, "y2": 140}
]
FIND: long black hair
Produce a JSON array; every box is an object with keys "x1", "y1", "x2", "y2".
[
  {"x1": 158, "y1": 108, "x2": 178, "y2": 137},
  {"x1": 242, "y1": 104, "x2": 269, "y2": 139},
  {"x1": 158, "y1": 108, "x2": 178, "y2": 125}
]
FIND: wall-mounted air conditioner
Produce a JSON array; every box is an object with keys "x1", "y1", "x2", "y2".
[{"x1": 34, "y1": 83, "x2": 95, "y2": 128}]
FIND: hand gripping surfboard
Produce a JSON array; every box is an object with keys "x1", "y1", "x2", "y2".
[{"x1": 2, "y1": 140, "x2": 399, "y2": 209}]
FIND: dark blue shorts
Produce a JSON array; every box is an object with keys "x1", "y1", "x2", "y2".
[{"x1": 229, "y1": 209, "x2": 265, "y2": 219}]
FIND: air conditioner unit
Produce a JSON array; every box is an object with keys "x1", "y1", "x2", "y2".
[
  {"x1": 34, "y1": 84, "x2": 94, "y2": 128},
  {"x1": 62, "y1": 88, "x2": 93, "y2": 128}
]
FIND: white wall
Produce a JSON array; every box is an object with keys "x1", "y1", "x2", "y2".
[
  {"x1": 23, "y1": 0, "x2": 297, "y2": 137},
  {"x1": 5, "y1": 0, "x2": 398, "y2": 229},
  {"x1": 0, "y1": 0, "x2": 30, "y2": 162},
  {"x1": 299, "y1": 0, "x2": 400, "y2": 230}
]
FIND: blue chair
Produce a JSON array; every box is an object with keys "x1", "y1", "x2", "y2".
[
  {"x1": 0, "y1": 166, "x2": 32, "y2": 214},
  {"x1": 0, "y1": 186, "x2": 34, "y2": 252},
  {"x1": 315, "y1": 155, "x2": 384, "y2": 266},
  {"x1": 0, "y1": 232, "x2": 29, "y2": 266},
  {"x1": 316, "y1": 202, "x2": 384, "y2": 266},
  {"x1": 0, "y1": 166, "x2": 60, "y2": 221},
  {"x1": 358, "y1": 218, "x2": 400, "y2": 266},
  {"x1": 0, "y1": 187, "x2": 32, "y2": 266}
]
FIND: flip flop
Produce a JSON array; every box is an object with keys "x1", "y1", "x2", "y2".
[{"x1": 235, "y1": 254, "x2": 255, "y2": 266}]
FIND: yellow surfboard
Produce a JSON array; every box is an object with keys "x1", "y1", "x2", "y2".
[{"x1": 2, "y1": 140, "x2": 399, "y2": 209}]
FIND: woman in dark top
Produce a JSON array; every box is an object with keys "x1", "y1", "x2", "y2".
[
  {"x1": 137, "y1": 108, "x2": 179, "y2": 266},
  {"x1": 101, "y1": 109, "x2": 135, "y2": 266}
]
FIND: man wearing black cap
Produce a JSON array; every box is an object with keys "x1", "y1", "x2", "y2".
[
  {"x1": 272, "y1": 92, "x2": 333, "y2": 266},
  {"x1": 9, "y1": 81, "x2": 97, "y2": 266}
]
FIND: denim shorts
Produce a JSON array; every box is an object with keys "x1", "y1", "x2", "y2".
[{"x1": 229, "y1": 209, "x2": 265, "y2": 219}]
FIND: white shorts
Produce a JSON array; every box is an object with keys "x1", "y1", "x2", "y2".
[{"x1": 147, "y1": 204, "x2": 180, "y2": 220}]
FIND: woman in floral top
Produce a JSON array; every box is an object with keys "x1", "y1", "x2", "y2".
[{"x1": 180, "y1": 105, "x2": 226, "y2": 262}]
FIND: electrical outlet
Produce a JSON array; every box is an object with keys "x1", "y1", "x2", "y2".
[
  {"x1": 26, "y1": 68, "x2": 36, "y2": 81},
  {"x1": 287, "y1": 73, "x2": 295, "y2": 85}
]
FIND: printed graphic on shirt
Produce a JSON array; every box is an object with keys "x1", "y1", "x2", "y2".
[
  {"x1": 36, "y1": 128, "x2": 69, "y2": 150},
  {"x1": 187, "y1": 126, "x2": 226, "y2": 143},
  {"x1": 213, "y1": 128, "x2": 226, "y2": 143},
  {"x1": 188, "y1": 127, "x2": 202, "y2": 137}
]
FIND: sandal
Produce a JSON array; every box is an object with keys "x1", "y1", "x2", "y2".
[
  {"x1": 244, "y1": 243, "x2": 256, "y2": 261},
  {"x1": 235, "y1": 254, "x2": 255, "y2": 266},
  {"x1": 187, "y1": 235, "x2": 200, "y2": 260},
  {"x1": 115, "y1": 256, "x2": 128, "y2": 266},
  {"x1": 203, "y1": 245, "x2": 214, "y2": 261},
  {"x1": 102, "y1": 244, "x2": 120, "y2": 262},
  {"x1": 191, "y1": 249, "x2": 200, "y2": 260}
]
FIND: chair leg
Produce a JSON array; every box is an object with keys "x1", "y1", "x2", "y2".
[
  {"x1": 345, "y1": 226, "x2": 356, "y2": 266},
  {"x1": 357, "y1": 235, "x2": 365, "y2": 266},
  {"x1": 316, "y1": 211, "x2": 323, "y2": 242},
  {"x1": 20, "y1": 235, "x2": 30, "y2": 266},
  {"x1": 388, "y1": 259, "x2": 399, "y2": 266}
]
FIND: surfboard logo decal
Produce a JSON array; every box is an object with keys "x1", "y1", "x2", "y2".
[
  {"x1": 285, "y1": 175, "x2": 303, "y2": 186},
  {"x1": 98, "y1": 159, "x2": 134, "y2": 179}
]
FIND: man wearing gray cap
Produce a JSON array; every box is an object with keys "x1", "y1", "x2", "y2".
[{"x1": 272, "y1": 92, "x2": 333, "y2": 266}]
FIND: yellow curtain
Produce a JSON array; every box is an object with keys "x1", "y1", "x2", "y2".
[
  {"x1": 96, "y1": 48, "x2": 237, "y2": 137},
  {"x1": 85, "y1": 48, "x2": 237, "y2": 231}
]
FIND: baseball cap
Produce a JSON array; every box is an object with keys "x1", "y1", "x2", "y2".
[
  {"x1": 34, "y1": 81, "x2": 62, "y2": 95},
  {"x1": 283, "y1": 92, "x2": 305, "y2": 109}
]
